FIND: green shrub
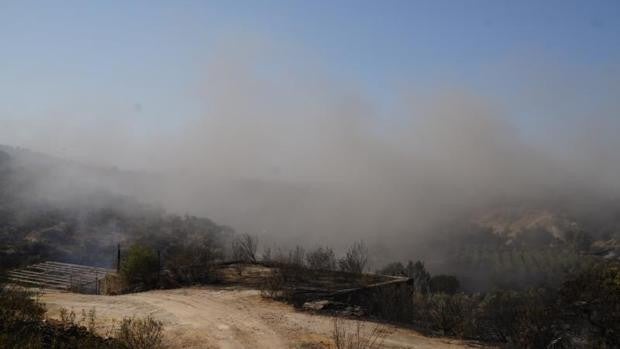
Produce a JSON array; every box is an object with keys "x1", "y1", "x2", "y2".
[{"x1": 121, "y1": 244, "x2": 160, "y2": 290}]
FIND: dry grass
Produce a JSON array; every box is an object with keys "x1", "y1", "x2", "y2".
[
  {"x1": 58, "y1": 307, "x2": 165, "y2": 349},
  {"x1": 332, "y1": 318, "x2": 387, "y2": 349},
  {"x1": 116, "y1": 316, "x2": 165, "y2": 349}
]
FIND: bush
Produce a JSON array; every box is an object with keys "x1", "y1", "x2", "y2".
[
  {"x1": 306, "y1": 246, "x2": 337, "y2": 271},
  {"x1": 162, "y1": 232, "x2": 224, "y2": 283},
  {"x1": 511, "y1": 288, "x2": 559, "y2": 349},
  {"x1": 0, "y1": 285, "x2": 46, "y2": 348},
  {"x1": 116, "y1": 316, "x2": 165, "y2": 349},
  {"x1": 476, "y1": 290, "x2": 524, "y2": 342},
  {"x1": 261, "y1": 247, "x2": 272, "y2": 262},
  {"x1": 56, "y1": 309, "x2": 165, "y2": 349},
  {"x1": 378, "y1": 262, "x2": 405, "y2": 276},
  {"x1": 422, "y1": 293, "x2": 474, "y2": 337},
  {"x1": 368, "y1": 282, "x2": 414, "y2": 323},
  {"x1": 121, "y1": 244, "x2": 160, "y2": 290},
  {"x1": 0, "y1": 286, "x2": 121, "y2": 348},
  {"x1": 55, "y1": 308, "x2": 166, "y2": 349},
  {"x1": 288, "y1": 245, "x2": 306, "y2": 267},
  {"x1": 406, "y1": 261, "x2": 431, "y2": 293},
  {"x1": 430, "y1": 275, "x2": 460, "y2": 294},
  {"x1": 338, "y1": 241, "x2": 368, "y2": 274},
  {"x1": 231, "y1": 234, "x2": 258, "y2": 263},
  {"x1": 332, "y1": 318, "x2": 387, "y2": 349},
  {"x1": 260, "y1": 269, "x2": 286, "y2": 299},
  {"x1": 0, "y1": 285, "x2": 46, "y2": 325},
  {"x1": 559, "y1": 262, "x2": 620, "y2": 347}
]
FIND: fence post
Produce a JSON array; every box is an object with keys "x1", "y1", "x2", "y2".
[
  {"x1": 117, "y1": 243, "x2": 121, "y2": 273},
  {"x1": 157, "y1": 250, "x2": 161, "y2": 286}
]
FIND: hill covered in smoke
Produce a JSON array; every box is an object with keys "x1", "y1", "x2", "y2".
[
  {"x1": 2, "y1": 141, "x2": 619, "y2": 277},
  {"x1": 0, "y1": 146, "x2": 232, "y2": 270}
]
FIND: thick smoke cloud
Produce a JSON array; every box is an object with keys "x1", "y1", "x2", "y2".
[{"x1": 2, "y1": 41, "x2": 619, "y2": 260}]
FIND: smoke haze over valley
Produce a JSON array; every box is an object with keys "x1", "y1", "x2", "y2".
[{"x1": 2, "y1": 1, "x2": 620, "y2": 264}]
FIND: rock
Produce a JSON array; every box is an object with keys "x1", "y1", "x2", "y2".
[
  {"x1": 302, "y1": 300, "x2": 365, "y2": 316},
  {"x1": 303, "y1": 300, "x2": 330, "y2": 311}
]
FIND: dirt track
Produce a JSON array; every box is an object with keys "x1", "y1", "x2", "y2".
[{"x1": 40, "y1": 286, "x2": 487, "y2": 349}]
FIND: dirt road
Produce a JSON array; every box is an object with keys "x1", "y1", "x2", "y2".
[{"x1": 40, "y1": 286, "x2": 486, "y2": 349}]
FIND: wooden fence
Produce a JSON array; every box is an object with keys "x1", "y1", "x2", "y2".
[{"x1": 7, "y1": 261, "x2": 114, "y2": 294}]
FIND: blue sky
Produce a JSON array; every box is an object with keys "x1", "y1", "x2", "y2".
[{"x1": 1, "y1": 0, "x2": 619, "y2": 141}]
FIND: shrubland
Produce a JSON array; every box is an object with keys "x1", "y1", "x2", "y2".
[
  {"x1": 256, "y1": 239, "x2": 619, "y2": 348},
  {"x1": 372, "y1": 259, "x2": 620, "y2": 348},
  {"x1": 0, "y1": 283, "x2": 165, "y2": 348}
]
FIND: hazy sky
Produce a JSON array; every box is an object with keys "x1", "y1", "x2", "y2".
[{"x1": 2, "y1": 0, "x2": 619, "y2": 152}]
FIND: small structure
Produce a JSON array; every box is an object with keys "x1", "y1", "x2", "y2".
[{"x1": 7, "y1": 261, "x2": 114, "y2": 294}]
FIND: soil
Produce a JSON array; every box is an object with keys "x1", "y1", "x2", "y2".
[{"x1": 40, "y1": 286, "x2": 491, "y2": 349}]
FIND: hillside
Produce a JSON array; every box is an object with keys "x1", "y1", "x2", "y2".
[
  {"x1": 473, "y1": 207, "x2": 575, "y2": 240},
  {"x1": 2, "y1": 144, "x2": 619, "y2": 291},
  {"x1": 0, "y1": 146, "x2": 232, "y2": 271}
]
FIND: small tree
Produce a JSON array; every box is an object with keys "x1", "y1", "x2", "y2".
[
  {"x1": 121, "y1": 244, "x2": 160, "y2": 289},
  {"x1": 339, "y1": 241, "x2": 369, "y2": 274},
  {"x1": 261, "y1": 247, "x2": 272, "y2": 262},
  {"x1": 407, "y1": 260, "x2": 431, "y2": 293},
  {"x1": 288, "y1": 245, "x2": 306, "y2": 267},
  {"x1": 425, "y1": 293, "x2": 474, "y2": 337},
  {"x1": 306, "y1": 246, "x2": 337, "y2": 271},
  {"x1": 232, "y1": 234, "x2": 258, "y2": 263},
  {"x1": 477, "y1": 290, "x2": 524, "y2": 342}
]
